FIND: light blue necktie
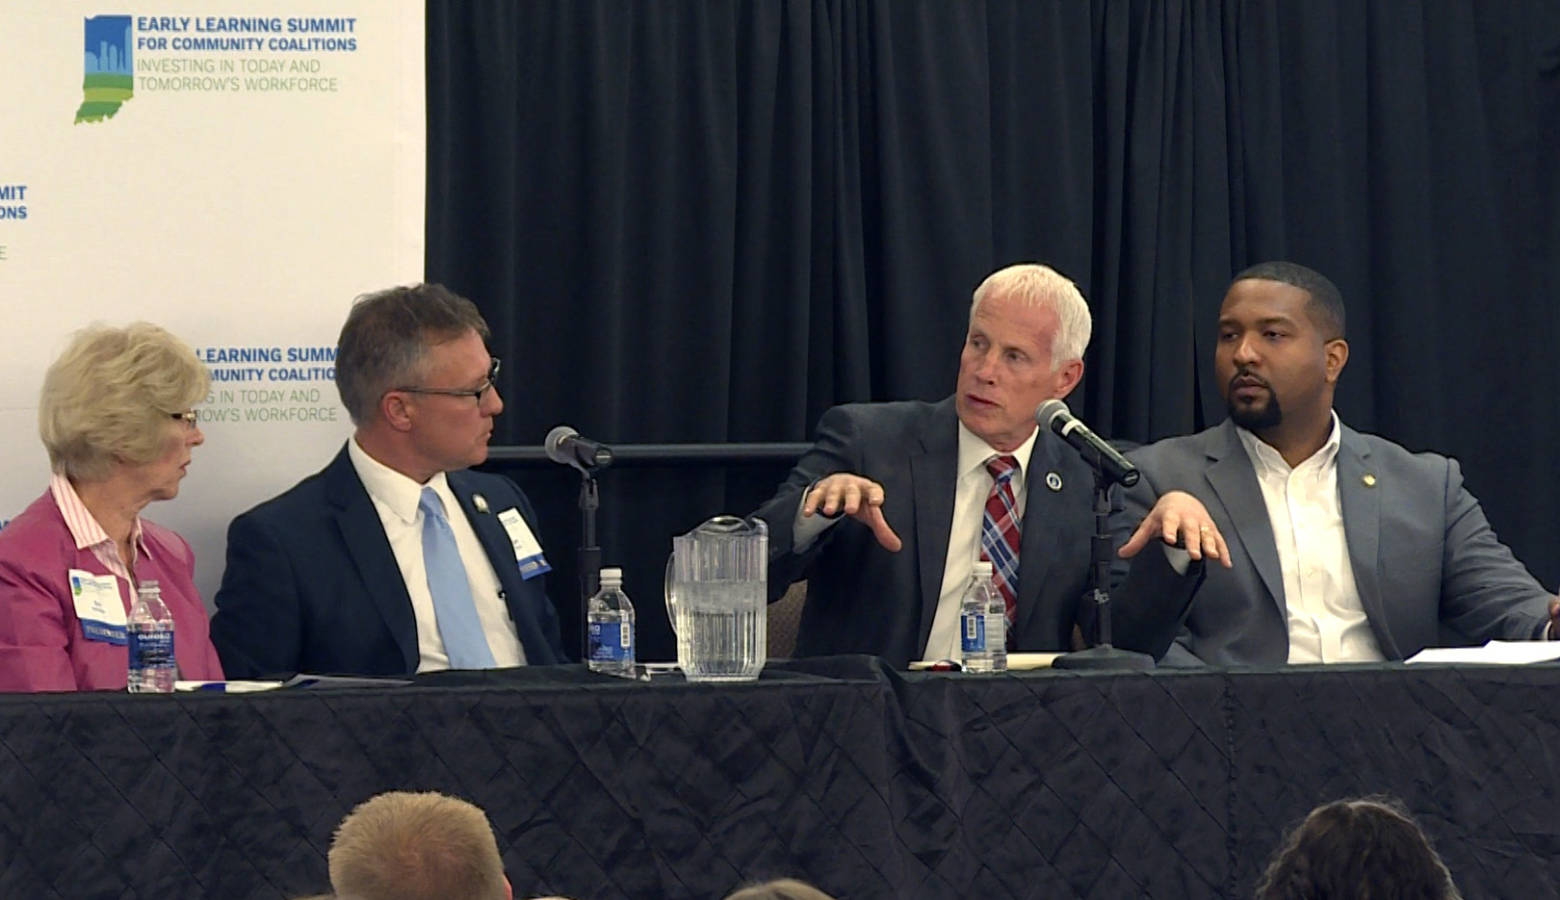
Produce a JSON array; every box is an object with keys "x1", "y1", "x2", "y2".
[{"x1": 419, "y1": 487, "x2": 496, "y2": 669}]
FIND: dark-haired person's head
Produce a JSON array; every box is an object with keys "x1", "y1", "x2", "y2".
[
  {"x1": 1232, "y1": 261, "x2": 1346, "y2": 341},
  {"x1": 335, "y1": 283, "x2": 503, "y2": 483},
  {"x1": 1216, "y1": 261, "x2": 1349, "y2": 455},
  {"x1": 1256, "y1": 796, "x2": 1462, "y2": 900}
]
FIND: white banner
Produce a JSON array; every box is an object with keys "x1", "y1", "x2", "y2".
[{"x1": 0, "y1": 2, "x2": 425, "y2": 602}]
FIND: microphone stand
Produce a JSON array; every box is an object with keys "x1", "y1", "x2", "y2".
[
  {"x1": 575, "y1": 469, "x2": 601, "y2": 661},
  {"x1": 1053, "y1": 452, "x2": 1154, "y2": 670}
]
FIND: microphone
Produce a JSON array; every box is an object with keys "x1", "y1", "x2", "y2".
[
  {"x1": 545, "y1": 425, "x2": 614, "y2": 471},
  {"x1": 1035, "y1": 399, "x2": 1139, "y2": 487}
]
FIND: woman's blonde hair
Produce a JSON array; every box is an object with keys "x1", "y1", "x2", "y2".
[{"x1": 39, "y1": 322, "x2": 209, "y2": 481}]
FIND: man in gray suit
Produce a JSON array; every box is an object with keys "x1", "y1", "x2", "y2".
[
  {"x1": 1115, "y1": 261, "x2": 1560, "y2": 665},
  {"x1": 756, "y1": 263, "x2": 1222, "y2": 668}
]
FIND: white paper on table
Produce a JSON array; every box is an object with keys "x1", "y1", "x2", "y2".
[
  {"x1": 908, "y1": 652, "x2": 1060, "y2": 671},
  {"x1": 281, "y1": 674, "x2": 413, "y2": 689},
  {"x1": 175, "y1": 680, "x2": 285, "y2": 693},
  {"x1": 1405, "y1": 641, "x2": 1560, "y2": 665}
]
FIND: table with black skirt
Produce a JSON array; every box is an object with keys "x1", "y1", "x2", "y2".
[{"x1": 1, "y1": 656, "x2": 1556, "y2": 899}]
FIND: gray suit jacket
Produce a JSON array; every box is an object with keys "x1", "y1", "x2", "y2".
[
  {"x1": 756, "y1": 398, "x2": 1188, "y2": 667},
  {"x1": 1114, "y1": 419, "x2": 1551, "y2": 666}
]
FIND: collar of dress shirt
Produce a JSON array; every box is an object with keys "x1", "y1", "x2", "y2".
[
  {"x1": 956, "y1": 419, "x2": 1039, "y2": 485},
  {"x1": 1235, "y1": 410, "x2": 1342, "y2": 479},
  {"x1": 49, "y1": 471, "x2": 151, "y2": 559},
  {"x1": 348, "y1": 436, "x2": 453, "y2": 525}
]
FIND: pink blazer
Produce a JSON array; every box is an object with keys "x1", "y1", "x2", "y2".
[{"x1": 0, "y1": 490, "x2": 225, "y2": 691}]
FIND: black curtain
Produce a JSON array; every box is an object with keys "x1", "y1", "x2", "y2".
[{"x1": 427, "y1": 1, "x2": 1560, "y2": 661}]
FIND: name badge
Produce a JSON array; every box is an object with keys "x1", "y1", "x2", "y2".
[
  {"x1": 497, "y1": 508, "x2": 552, "y2": 580},
  {"x1": 69, "y1": 569, "x2": 127, "y2": 645}
]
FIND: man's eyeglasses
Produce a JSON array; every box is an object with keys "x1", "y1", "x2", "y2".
[
  {"x1": 395, "y1": 357, "x2": 501, "y2": 403},
  {"x1": 169, "y1": 410, "x2": 199, "y2": 428}
]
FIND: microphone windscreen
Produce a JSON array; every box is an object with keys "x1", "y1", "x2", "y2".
[
  {"x1": 544, "y1": 425, "x2": 578, "y2": 464},
  {"x1": 1035, "y1": 398, "x2": 1070, "y2": 429}
]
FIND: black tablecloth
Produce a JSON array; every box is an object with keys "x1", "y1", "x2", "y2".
[{"x1": 2, "y1": 657, "x2": 1556, "y2": 898}]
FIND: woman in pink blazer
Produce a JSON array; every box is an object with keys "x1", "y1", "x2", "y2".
[{"x1": 0, "y1": 322, "x2": 224, "y2": 691}]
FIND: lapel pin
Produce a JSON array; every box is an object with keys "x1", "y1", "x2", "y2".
[
  {"x1": 1045, "y1": 472, "x2": 1063, "y2": 492},
  {"x1": 473, "y1": 493, "x2": 490, "y2": 513},
  {"x1": 1362, "y1": 474, "x2": 1376, "y2": 488}
]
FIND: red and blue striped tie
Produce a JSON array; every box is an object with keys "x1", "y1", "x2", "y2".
[{"x1": 980, "y1": 454, "x2": 1021, "y2": 645}]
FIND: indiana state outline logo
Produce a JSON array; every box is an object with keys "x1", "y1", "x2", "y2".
[{"x1": 76, "y1": 15, "x2": 134, "y2": 124}]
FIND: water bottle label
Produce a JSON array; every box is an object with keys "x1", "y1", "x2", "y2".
[
  {"x1": 128, "y1": 629, "x2": 175, "y2": 668},
  {"x1": 961, "y1": 612, "x2": 986, "y2": 653},
  {"x1": 986, "y1": 612, "x2": 1006, "y2": 649},
  {"x1": 588, "y1": 622, "x2": 631, "y2": 662}
]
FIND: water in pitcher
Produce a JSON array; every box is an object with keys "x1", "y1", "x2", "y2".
[{"x1": 674, "y1": 581, "x2": 766, "y2": 681}]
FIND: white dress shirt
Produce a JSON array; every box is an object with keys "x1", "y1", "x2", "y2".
[
  {"x1": 921, "y1": 424, "x2": 1037, "y2": 662},
  {"x1": 348, "y1": 439, "x2": 526, "y2": 672},
  {"x1": 789, "y1": 423, "x2": 1037, "y2": 663},
  {"x1": 1235, "y1": 414, "x2": 1384, "y2": 663}
]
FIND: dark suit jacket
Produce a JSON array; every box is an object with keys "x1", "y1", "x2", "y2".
[
  {"x1": 1115, "y1": 419, "x2": 1552, "y2": 666},
  {"x1": 755, "y1": 398, "x2": 1187, "y2": 668},
  {"x1": 210, "y1": 444, "x2": 567, "y2": 678}
]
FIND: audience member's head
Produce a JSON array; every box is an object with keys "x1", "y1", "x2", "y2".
[
  {"x1": 328, "y1": 791, "x2": 512, "y2": 900},
  {"x1": 723, "y1": 878, "x2": 838, "y2": 900},
  {"x1": 1256, "y1": 796, "x2": 1462, "y2": 900}
]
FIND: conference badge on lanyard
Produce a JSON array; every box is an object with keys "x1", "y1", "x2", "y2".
[
  {"x1": 497, "y1": 508, "x2": 552, "y2": 579},
  {"x1": 69, "y1": 568, "x2": 128, "y2": 645}
]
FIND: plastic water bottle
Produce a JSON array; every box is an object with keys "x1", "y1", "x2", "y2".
[
  {"x1": 127, "y1": 580, "x2": 176, "y2": 693},
  {"x1": 587, "y1": 567, "x2": 635, "y2": 676},
  {"x1": 961, "y1": 561, "x2": 1006, "y2": 673},
  {"x1": 986, "y1": 567, "x2": 1008, "y2": 673}
]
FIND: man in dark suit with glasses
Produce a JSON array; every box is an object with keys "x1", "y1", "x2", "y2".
[{"x1": 211, "y1": 283, "x2": 567, "y2": 677}]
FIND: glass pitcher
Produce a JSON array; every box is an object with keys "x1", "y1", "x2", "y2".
[{"x1": 664, "y1": 515, "x2": 768, "y2": 682}]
